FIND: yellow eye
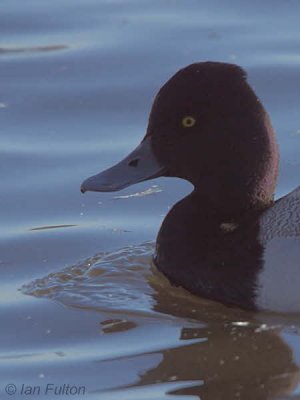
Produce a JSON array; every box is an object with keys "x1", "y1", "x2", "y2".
[{"x1": 182, "y1": 116, "x2": 196, "y2": 128}]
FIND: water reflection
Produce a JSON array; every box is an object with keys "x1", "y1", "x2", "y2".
[
  {"x1": 139, "y1": 322, "x2": 299, "y2": 399},
  {"x1": 141, "y1": 330, "x2": 298, "y2": 399}
]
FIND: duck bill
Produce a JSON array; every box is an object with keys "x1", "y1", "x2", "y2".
[{"x1": 81, "y1": 136, "x2": 164, "y2": 193}]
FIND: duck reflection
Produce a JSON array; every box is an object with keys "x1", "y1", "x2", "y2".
[{"x1": 133, "y1": 270, "x2": 300, "y2": 400}]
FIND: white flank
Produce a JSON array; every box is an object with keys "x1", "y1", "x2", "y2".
[{"x1": 256, "y1": 186, "x2": 300, "y2": 312}]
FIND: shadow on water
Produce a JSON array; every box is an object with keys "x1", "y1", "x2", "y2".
[{"x1": 22, "y1": 242, "x2": 300, "y2": 400}]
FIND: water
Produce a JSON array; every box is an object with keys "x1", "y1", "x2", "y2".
[{"x1": 2, "y1": 0, "x2": 300, "y2": 398}]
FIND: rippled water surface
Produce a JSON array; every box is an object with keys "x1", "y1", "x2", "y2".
[{"x1": 2, "y1": 1, "x2": 300, "y2": 399}]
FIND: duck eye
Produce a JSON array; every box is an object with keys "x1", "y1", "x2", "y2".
[{"x1": 182, "y1": 116, "x2": 196, "y2": 128}]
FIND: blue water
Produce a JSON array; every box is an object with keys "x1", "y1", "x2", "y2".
[{"x1": 2, "y1": 0, "x2": 300, "y2": 398}]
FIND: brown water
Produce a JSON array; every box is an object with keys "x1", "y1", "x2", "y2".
[{"x1": 2, "y1": 0, "x2": 300, "y2": 399}]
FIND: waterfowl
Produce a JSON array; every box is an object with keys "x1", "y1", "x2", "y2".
[{"x1": 81, "y1": 62, "x2": 300, "y2": 313}]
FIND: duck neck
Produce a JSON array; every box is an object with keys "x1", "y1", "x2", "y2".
[{"x1": 190, "y1": 188, "x2": 272, "y2": 225}]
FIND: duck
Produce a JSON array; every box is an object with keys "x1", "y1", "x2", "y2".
[{"x1": 81, "y1": 61, "x2": 300, "y2": 313}]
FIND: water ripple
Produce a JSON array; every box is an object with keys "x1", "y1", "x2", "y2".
[
  {"x1": 0, "y1": 44, "x2": 67, "y2": 55},
  {"x1": 21, "y1": 242, "x2": 157, "y2": 313}
]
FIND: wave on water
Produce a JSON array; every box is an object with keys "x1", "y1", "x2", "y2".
[{"x1": 21, "y1": 242, "x2": 158, "y2": 314}]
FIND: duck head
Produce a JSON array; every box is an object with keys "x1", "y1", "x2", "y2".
[{"x1": 81, "y1": 62, "x2": 279, "y2": 215}]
